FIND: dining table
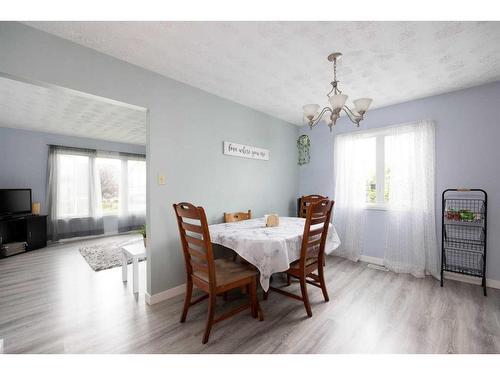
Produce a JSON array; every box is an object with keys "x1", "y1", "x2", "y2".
[{"x1": 208, "y1": 217, "x2": 341, "y2": 291}]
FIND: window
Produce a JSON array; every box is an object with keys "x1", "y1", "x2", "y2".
[
  {"x1": 333, "y1": 120, "x2": 437, "y2": 271},
  {"x1": 48, "y1": 145, "x2": 146, "y2": 241},
  {"x1": 54, "y1": 148, "x2": 145, "y2": 219},
  {"x1": 361, "y1": 137, "x2": 377, "y2": 204},
  {"x1": 96, "y1": 158, "x2": 121, "y2": 215},
  {"x1": 363, "y1": 135, "x2": 392, "y2": 207},
  {"x1": 95, "y1": 157, "x2": 146, "y2": 216},
  {"x1": 127, "y1": 160, "x2": 146, "y2": 213},
  {"x1": 57, "y1": 154, "x2": 90, "y2": 218}
]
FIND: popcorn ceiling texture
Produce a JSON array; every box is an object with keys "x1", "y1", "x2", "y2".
[
  {"x1": 24, "y1": 21, "x2": 500, "y2": 125},
  {"x1": 0, "y1": 75, "x2": 147, "y2": 145}
]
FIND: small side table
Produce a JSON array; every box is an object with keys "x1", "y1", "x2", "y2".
[{"x1": 121, "y1": 241, "x2": 147, "y2": 294}]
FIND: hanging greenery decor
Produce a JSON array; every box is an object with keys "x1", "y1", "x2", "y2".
[{"x1": 297, "y1": 134, "x2": 311, "y2": 166}]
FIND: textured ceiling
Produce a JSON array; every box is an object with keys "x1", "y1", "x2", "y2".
[
  {"x1": 0, "y1": 74, "x2": 147, "y2": 145},
  {"x1": 23, "y1": 21, "x2": 500, "y2": 125}
]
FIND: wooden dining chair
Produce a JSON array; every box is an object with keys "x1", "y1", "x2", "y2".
[
  {"x1": 224, "y1": 210, "x2": 252, "y2": 223},
  {"x1": 173, "y1": 202, "x2": 262, "y2": 344},
  {"x1": 299, "y1": 195, "x2": 328, "y2": 218},
  {"x1": 266, "y1": 199, "x2": 334, "y2": 317}
]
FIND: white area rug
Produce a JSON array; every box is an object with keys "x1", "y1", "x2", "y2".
[{"x1": 79, "y1": 237, "x2": 145, "y2": 271}]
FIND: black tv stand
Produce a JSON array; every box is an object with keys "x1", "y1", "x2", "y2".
[{"x1": 0, "y1": 214, "x2": 47, "y2": 255}]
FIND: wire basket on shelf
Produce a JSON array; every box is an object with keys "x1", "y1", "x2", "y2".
[{"x1": 441, "y1": 189, "x2": 487, "y2": 296}]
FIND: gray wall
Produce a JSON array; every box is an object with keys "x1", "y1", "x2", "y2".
[
  {"x1": 0, "y1": 22, "x2": 299, "y2": 295},
  {"x1": 298, "y1": 81, "x2": 500, "y2": 282},
  {"x1": 0, "y1": 126, "x2": 145, "y2": 216}
]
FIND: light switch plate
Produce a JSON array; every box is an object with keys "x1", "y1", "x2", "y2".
[{"x1": 158, "y1": 174, "x2": 166, "y2": 185}]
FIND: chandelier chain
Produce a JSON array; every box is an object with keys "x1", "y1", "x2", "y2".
[{"x1": 333, "y1": 58, "x2": 337, "y2": 83}]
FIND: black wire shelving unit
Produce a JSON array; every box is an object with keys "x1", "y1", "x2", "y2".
[{"x1": 440, "y1": 189, "x2": 487, "y2": 296}]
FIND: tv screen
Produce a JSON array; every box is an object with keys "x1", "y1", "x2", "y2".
[{"x1": 0, "y1": 189, "x2": 32, "y2": 217}]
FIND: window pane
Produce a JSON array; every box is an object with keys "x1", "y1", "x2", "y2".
[
  {"x1": 127, "y1": 160, "x2": 146, "y2": 213},
  {"x1": 362, "y1": 137, "x2": 377, "y2": 204},
  {"x1": 57, "y1": 154, "x2": 90, "y2": 218},
  {"x1": 96, "y1": 158, "x2": 121, "y2": 215}
]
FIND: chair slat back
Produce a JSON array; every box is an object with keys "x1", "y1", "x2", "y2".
[
  {"x1": 300, "y1": 199, "x2": 334, "y2": 268},
  {"x1": 299, "y1": 195, "x2": 328, "y2": 218},
  {"x1": 224, "y1": 210, "x2": 252, "y2": 223},
  {"x1": 173, "y1": 202, "x2": 216, "y2": 286}
]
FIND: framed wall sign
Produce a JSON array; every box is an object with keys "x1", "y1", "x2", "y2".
[{"x1": 223, "y1": 141, "x2": 269, "y2": 161}]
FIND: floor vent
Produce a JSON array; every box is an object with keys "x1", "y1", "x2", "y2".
[{"x1": 367, "y1": 263, "x2": 389, "y2": 272}]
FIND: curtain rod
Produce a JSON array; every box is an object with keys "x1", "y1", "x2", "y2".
[{"x1": 47, "y1": 144, "x2": 146, "y2": 158}]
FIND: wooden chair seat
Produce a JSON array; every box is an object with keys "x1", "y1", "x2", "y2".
[
  {"x1": 194, "y1": 258, "x2": 258, "y2": 288},
  {"x1": 289, "y1": 257, "x2": 318, "y2": 270}
]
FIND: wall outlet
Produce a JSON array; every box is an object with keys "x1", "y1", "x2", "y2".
[{"x1": 158, "y1": 174, "x2": 166, "y2": 185}]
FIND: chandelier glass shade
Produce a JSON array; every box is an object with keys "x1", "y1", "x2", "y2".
[{"x1": 303, "y1": 52, "x2": 373, "y2": 131}]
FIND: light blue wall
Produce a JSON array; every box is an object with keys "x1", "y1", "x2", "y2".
[
  {"x1": 299, "y1": 81, "x2": 500, "y2": 282},
  {"x1": 0, "y1": 22, "x2": 299, "y2": 295},
  {"x1": 0, "y1": 126, "x2": 145, "y2": 216}
]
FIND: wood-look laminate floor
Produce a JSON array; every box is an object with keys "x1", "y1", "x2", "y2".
[{"x1": 1, "y1": 235, "x2": 499, "y2": 354}]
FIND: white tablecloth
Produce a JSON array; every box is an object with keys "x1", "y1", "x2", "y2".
[{"x1": 209, "y1": 217, "x2": 341, "y2": 291}]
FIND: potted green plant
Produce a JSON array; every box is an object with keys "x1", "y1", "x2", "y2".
[{"x1": 138, "y1": 224, "x2": 147, "y2": 248}]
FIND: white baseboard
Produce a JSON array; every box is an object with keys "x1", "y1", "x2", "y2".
[
  {"x1": 357, "y1": 254, "x2": 500, "y2": 290},
  {"x1": 443, "y1": 272, "x2": 500, "y2": 289},
  {"x1": 145, "y1": 283, "x2": 186, "y2": 305}
]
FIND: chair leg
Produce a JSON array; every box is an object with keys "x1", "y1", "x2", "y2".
[
  {"x1": 257, "y1": 303, "x2": 264, "y2": 321},
  {"x1": 299, "y1": 276, "x2": 313, "y2": 317},
  {"x1": 286, "y1": 274, "x2": 291, "y2": 286},
  {"x1": 250, "y1": 278, "x2": 257, "y2": 318},
  {"x1": 202, "y1": 292, "x2": 217, "y2": 344},
  {"x1": 180, "y1": 278, "x2": 193, "y2": 323},
  {"x1": 318, "y1": 262, "x2": 330, "y2": 302}
]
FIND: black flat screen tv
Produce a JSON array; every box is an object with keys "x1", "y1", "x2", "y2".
[{"x1": 0, "y1": 189, "x2": 32, "y2": 217}]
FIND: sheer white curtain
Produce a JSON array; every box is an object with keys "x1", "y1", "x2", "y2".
[
  {"x1": 47, "y1": 146, "x2": 103, "y2": 241},
  {"x1": 116, "y1": 152, "x2": 146, "y2": 232},
  {"x1": 47, "y1": 146, "x2": 146, "y2": 241},
  {"x1": 384, "y1": 120, "x2": 438, "y2": 277},
  {"x1": 333, "y1": 120, "x2": 438, "y2": 277},
  {"x1": 333, "y1": 132, "x2": 371, "y2": 261}
]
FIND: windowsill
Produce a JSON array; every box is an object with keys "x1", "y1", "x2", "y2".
[
  {"x1": 57, "y1": 215, "x2": 91, "y2": 220},
  {"x1": 365, "y1": 204, "x2": 389, "y2": 211}
]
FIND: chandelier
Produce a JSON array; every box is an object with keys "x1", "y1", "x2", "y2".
[{"x1": 303, "y1": 52, "x2": 373, "y2": 131}]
